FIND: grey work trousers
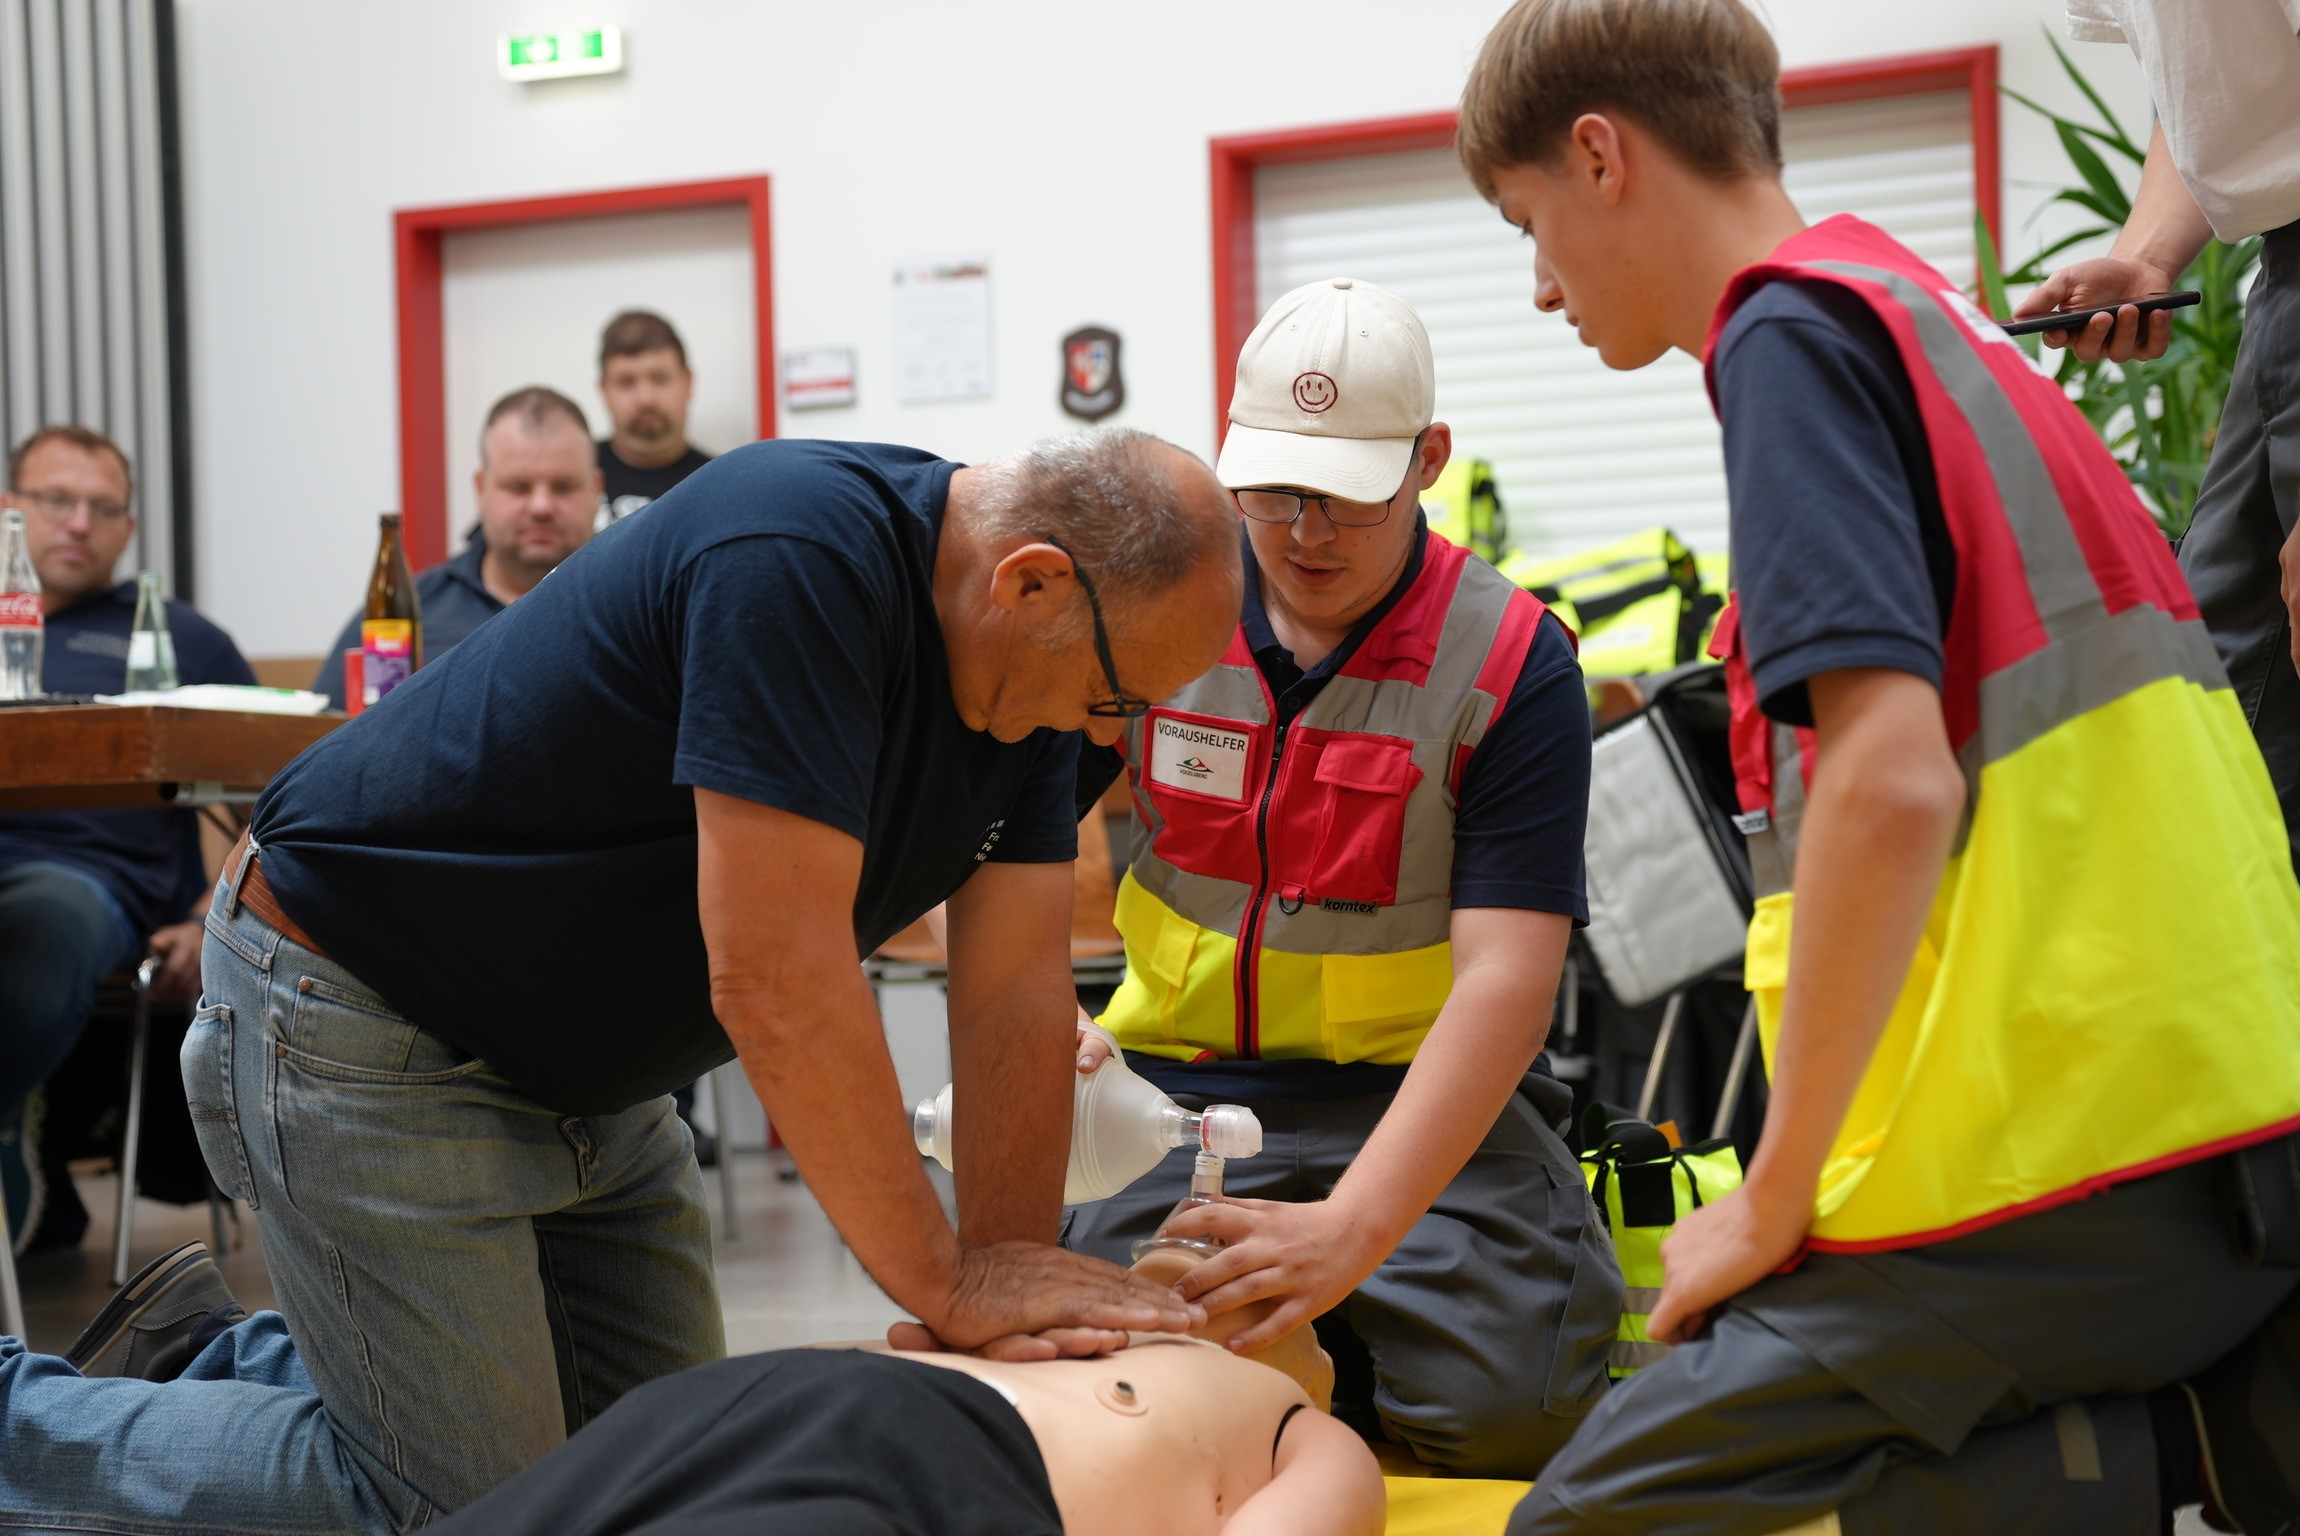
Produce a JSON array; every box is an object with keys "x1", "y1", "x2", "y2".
[
  {"x1": 2180, "y1": 218, "x2": 2300, "y2": 875},
  {"x1": 1061, "y1": 1072, "x2": 1622, "y2": 1480},
  {"x1": 1511, "y1": 1148, "x2": 2300, "y2": 1535}
]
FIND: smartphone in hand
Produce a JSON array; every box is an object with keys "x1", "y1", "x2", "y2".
[{"x1": 2000, "y1": 290, "x2": 2200, "y2": 337}]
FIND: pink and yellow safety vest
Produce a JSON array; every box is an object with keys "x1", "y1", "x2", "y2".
[
  {"x1": 1711, "y1": 214, "x2": 2300, "y2": 1252},
  {"x1": 1100, "y1": 533, "x2": 1553, "y2": 1064}
]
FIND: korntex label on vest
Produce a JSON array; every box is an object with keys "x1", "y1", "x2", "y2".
[{"x1": 1149, "y1": 716, "x2": 1251, "y2": 801}]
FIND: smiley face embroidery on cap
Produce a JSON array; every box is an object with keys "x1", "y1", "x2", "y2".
[{"x1": 1292, "y1": 372, "x2": 1338, "y2": 414}]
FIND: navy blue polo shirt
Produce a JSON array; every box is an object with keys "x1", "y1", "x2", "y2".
[
  {"x1": 1078, "y1": 514, "x2": 1590, "y2": 1101},
  {"x1": 310, "y1": 535, "x2": 506, "y2": 710},
  {"x1": 251, "y1": 440, "x2": 1082, "y2": 1117},
  {"x1": 1714, "y1": 279, "x2": 1955, "y2": 723},
  {"x1": 0, "y1": 583, "x2": 256, "y2": 934}
]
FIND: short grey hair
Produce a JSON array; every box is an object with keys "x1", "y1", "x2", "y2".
[{"x1": 977, "y1": 428, "x2": 1231, "y2": 635}]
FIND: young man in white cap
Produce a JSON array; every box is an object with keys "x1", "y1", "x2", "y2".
[{"x1": 1066, "y1": 276, "x2": 1620, "y2": 1478}]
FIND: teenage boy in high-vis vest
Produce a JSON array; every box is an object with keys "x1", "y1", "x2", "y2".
[
  {"x1": 1064, "y1": 276, "x2": 1624, "y2": 1479},
  {"x1": 1453, "y1": 2, "x2": 2300, "y2": 1532}
]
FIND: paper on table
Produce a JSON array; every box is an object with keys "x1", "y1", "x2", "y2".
[{"x1": 96, "y1": 684, "x2": 331, "y2": 715}]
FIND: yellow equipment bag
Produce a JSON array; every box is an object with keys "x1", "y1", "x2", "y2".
[
  {"x1": 1500, "y1": 529, "x2": 1726, "y2": 677},
  {"x1": 1422, "y1": 458, "x2": 1509, "y2": 564},
  {"x1": 1578, "y1": 1104, "x2": 1744, "y2": 1378}
]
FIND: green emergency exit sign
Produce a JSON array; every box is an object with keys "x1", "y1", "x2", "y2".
[{"x1": 498, "y1": 25, "x2": 623, "y2": 82}]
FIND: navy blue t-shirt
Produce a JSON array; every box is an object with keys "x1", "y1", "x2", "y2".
[
  {"x1": 0, "y1": 584, "x2": 255, "y2": 934},
  {"x1": 252, "y1": 440, "x2": 1081, "y2": 1116},
  {"x1": 1715, "y1": 280, "x2": 1954, "y2": 723},
  {"x1": 1078, "y1": 517, "x2": 1590, "y2": 1101}
]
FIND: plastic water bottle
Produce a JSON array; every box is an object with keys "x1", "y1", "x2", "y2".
[
  {"x1": 914, "y1": 1051, "x2": 1262, "y2": 1205},
  {"x1": 0, "y1": 509, "x2": 43, "y2": 701},
  {"x1": 124, "y1": 571, "x2": 179, "y2": 692},
  {"x1": 1131, "y1": 1151, "x2": 1234, "y2": 1263}
]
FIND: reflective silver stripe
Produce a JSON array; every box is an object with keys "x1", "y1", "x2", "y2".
[
  {"x1": 1808, "y1": 261, "x2": 2109, "y2": 642},
  {"x1": 1609, "y1": 1340, "x2": 1673, "y2": 1371},
  {"x1": 2053, "y1": 1402, "x2": 2103, "y2": 1483},
  {"x1": 1748, "y1": 721, "x2": 1805, "y2": 900},
  {"x1": 1967, "y1": 605, "x2": 2228, "y2": 772},
  {"x1": 1741, "y1": 264, "x2": 2229, "y2": 856},
  {"x1": 1620, "y1": 1286, "x2": 1665, "y2": 1314}
]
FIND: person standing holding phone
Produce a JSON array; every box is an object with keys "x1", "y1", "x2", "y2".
[{"x1": 2012, "y1": 0, "x2": 2300, "y2": 872}]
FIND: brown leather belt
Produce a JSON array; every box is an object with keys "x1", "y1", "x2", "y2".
[{"x1": 226, "y1": 831, "x2": 327, "y2": 956}]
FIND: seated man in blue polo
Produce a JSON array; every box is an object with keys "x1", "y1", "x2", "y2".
[
  {"x1": 1066, "y1": 277, "x2": 1619, "y2": 1478},
  {"x1": 0, "y1": 425, "x2": 256, "y2": 1252},
  {"x1": 313, "y1": 386, "x2": 600, "y2": 709}
]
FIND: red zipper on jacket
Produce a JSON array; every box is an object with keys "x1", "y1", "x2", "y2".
[{"x1": 1233, "y1": 712, "x2": 1288, "y2": 1060}]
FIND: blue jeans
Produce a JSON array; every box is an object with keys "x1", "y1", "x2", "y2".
[
  {"x1": 0, "y1": 854, "x2": 725, "y2": 1531},
  {"x1": 0, "y1": 861, "x2": 141, "y2": 1114}
]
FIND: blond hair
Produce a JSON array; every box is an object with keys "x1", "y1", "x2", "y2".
[{"x1": 1458, "y1": 0, "x2": 1783, "y2": 198}]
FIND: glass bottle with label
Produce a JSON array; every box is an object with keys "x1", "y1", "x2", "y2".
[
  {"x1": 361, "y1": 512, "x2": 422, "y2": 706},
  {"x1": 0, "y1": 508, "x2": 43, "y2": 701},
  {"x1": 125, "y1": 571, "x2": 179, "y2": 692}
]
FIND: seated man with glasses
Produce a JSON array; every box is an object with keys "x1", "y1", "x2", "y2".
[
  {"x1": 1066, "y1": 278, "x2": 1618, "y2": 1480},
  {"x1": 0, "y1": 425, "x2": 257, "y2": 1254}
]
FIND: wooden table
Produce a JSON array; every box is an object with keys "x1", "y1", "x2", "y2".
[{"x1": 0, "y1": 703, "x2": 342, "y2": 811}]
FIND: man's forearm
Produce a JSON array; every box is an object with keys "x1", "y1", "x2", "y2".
[
  {"x1": 1741, "y1": 674, "x2": 1961, "y2": 1218},
  {"x1": 1328, "y1": 966, "x2": 1540, "y2": 1250},
  {"x1": 722, "y1": 961, "x2": 960, "y2": 1314},
  {"x1": 944, "y1": 860, "x2": 1078, "y2": 1247},
  {"x1": 2112, "y1": 120, "x2": 2214, "y2": 279},
  {"x1": 946, "y1": 962, "x2": 1074, "y2": 1247}
]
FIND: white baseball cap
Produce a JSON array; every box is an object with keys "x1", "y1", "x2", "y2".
[{"x1": 1216, "y1": 276, "x2": 1435, "y2": 502}]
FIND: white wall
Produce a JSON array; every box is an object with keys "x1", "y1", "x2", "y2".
[{"x1": 174, "y1": 0, "x2": 2152, "y2": 657}]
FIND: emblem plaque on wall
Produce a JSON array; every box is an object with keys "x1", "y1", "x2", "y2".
[{"x1": 1060, "y1": 326, "x2": 1124, "y2": 421}]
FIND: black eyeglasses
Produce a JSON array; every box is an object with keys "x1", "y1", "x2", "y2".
[
  {"x1": 1045, "y1": 536, "x2": 1150, "y2": 719},
  {"x1": 1231, "y1": 431, "x2": 1424, "y2": 528}
]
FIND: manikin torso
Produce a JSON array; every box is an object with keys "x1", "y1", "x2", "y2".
[{"x1": 897, "y1": 1333, "x2": 1310, "y2": 1536}]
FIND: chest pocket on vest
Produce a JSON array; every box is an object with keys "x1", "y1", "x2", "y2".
[
  {"x1": 1274, "y1": 731, "x2": 1421, "y2": 907},
  {"x1": 1138, "y1": 708, "x2": 1266, "y2": 887}
]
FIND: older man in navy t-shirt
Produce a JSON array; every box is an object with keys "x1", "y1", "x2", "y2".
[{"x1": 0, "y1": 429, "x2": 1244, "y2": 1535}]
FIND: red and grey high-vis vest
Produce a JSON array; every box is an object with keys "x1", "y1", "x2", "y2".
[
  {"x1": 1709, "y1": 214, "x2": 2300, "y2": 1252},
  {"x1": 1099, "y1": 533, "x2": 1553, "y2": 1065}
]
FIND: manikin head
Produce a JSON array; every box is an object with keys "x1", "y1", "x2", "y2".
[
  {"x1": 597, "y1": 309, "x2": 695, "y2": 467},
  {"x1": 1458, "y1": 0, "x2": 1796, "y2": 368},
  {"x1": 939, "y1": 429, "x2": 1242, "y2": 749},
  {"x1": 4, "y1": 426, "x2": 136, "y2": 611},
  {"x1": 1129, "y1": 1245, "x2": 1336, "y2": 1411},
  {"x1": 472, "y1": 387, "x2": 600, "y2": 595},
  {"x1": 1218, "y1": 278, "x2": 1452, "y2": 646}
]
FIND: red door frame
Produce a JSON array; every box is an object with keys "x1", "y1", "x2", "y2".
[
  {"x1": 1207, "y1": 46, "x2": 1999, "y2": 445},
  {"x1": 394, "y1": 175, "x2": 775, "y2": 569}
]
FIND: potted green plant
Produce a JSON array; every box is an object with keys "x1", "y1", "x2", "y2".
[{"x1": 1975, "y1": 35, "x2": 2263, "y2": 537}]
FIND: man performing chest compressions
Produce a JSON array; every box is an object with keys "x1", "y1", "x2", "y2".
[
  {"x1": 1454, "y1": 2, "x2": 2300, "y2": 1532},
  {"x1": 0, "y1": 431, "x2": 1238, "y2": 1535},
  {"x1": 1066, "y1": 276, "x2": 1621, "y2": 1479}
]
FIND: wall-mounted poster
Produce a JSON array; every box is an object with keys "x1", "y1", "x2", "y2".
[
  {"x1": 892, "y1": 252, "x2": 992, "y2": 405},
  {"x1": 1060, "y1": 326, "x2": 1123, "y2": 421}
]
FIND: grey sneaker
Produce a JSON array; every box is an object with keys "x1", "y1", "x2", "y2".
[
  {"x1": 2183, "y1": 1281, "x2": 2300, "y2": 1536},
  {"x1": 65, "y1": 1241, "x2": 248, "y2": 1382}
]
